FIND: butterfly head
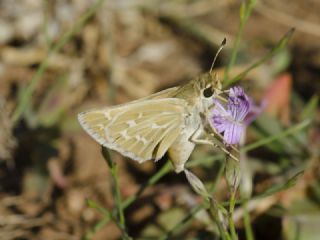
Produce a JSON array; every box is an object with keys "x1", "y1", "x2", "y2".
[
  {"x1": 196, "y1": 72, "x2": 222, "y2": 112},
  {"x1": 197, "y1": 37, "x2": 225, "y2": 105}
]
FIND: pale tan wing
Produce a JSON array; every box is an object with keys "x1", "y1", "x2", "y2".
[
  {"x1": 141, "y1": 86, "x2": 179, "y2": 100},
  {"x1": 78, "y1": 98, "x2": 188, "y2": 162}
]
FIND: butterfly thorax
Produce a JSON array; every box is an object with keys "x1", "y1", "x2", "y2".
[{"x1": 173, "y1": 73, "x2": 219, "y2": 115}]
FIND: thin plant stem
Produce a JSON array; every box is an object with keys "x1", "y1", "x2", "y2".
[
  {"x1": 224, "y1": 0, "x2": 256, "y2": 83},
  {"x1": 208, "y1": 203, "x2": 231, "y2": 240},
  {"x1": 243, "y1": 201, "x2": 254, "y2": 240},
  {"x1": 111, "y1": 162, "x2": 125, "y2": 227},
  {"x1": 228, "y1": 191, "x2": 238, "y2": 240},
  {"x1": 86, "y1": 156, "x2": 224, "y2": 238},
  {"x1": 101, "y1": 147, "x2": 131, "y2": 239},
  {"x1": 12, "y1": 0, "x2": 105, "y2": 123},
  {"x1": 239, "y1": 130, "x2": 255, "y2": 240},
  {"x1": 225, "y1": 27, "x2": 294, "y2": 87},
  {"x1": 122, "y1": 161, "x2": 172, "y2": 208},
  {"x1": 160, "y1": 159, "x2": 228, "y2": 240},
  {"x1": 205, "y1": 161, "x2": 231, "y2": 240},
  {"x1": 243, "y1": 120, "x2": 311, "y2": 152}
]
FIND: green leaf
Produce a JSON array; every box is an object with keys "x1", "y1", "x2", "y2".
[{"x1": 301, "y1": 95, "x2": 319, "y2": 120}]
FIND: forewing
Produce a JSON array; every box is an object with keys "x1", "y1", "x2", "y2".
[
  {"x1": 78, "y1": 98, "x2": 188, "y2": 162},
  {"x1": 141, "y1": 86, "x2": 179, "y2": 100}
]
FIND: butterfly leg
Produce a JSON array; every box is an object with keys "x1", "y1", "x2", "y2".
[{"x1": 190, "y1": 127, "x2": 239, "y2": 162}]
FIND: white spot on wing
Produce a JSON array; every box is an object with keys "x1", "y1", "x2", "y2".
[
  {"x1": 135, "y1": 135, "x2": 148, "y2": 145},
  {"x1": 120, "y1": 130, "x2": 130, "y2": 140},
  {"x1": 151, "y1": 123, "x2": 166, "y2": 129},
  {"x1": 127, "y1": 120, "x2": 136, "y2": 127},
  {"x1": 96, "y1": 123, "x2": 105, "y2": 130},
  {"x1": 104, "y1": 111, "x2": 111, "y2": 120}
]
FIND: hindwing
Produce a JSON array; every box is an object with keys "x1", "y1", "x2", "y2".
[{"x1": 78, "y1": 98, "x2": 188, "y2": 162}]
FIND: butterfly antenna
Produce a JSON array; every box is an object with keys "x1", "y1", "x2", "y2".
[{"x1": 209, "y1": 38, "x2": 226, "y2": 74}]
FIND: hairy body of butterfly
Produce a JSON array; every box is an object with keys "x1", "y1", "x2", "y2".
[{"x1": 78, "y1": 72, "x2": 221, "y2": 173}]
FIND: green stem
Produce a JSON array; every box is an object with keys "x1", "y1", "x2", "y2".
[
  {"x1": 228, "y1": 192, "x2": 238, "y2": 240},
  {"x1": 122, "y1": 161, "x2": 172, "y2": 208},
  {"x1": 209, "y1": 205, "x2": 230, "y2": 240},
  {"x1": 224, "y1": 0, "x2": 256, "y2": 84},
  {"x1": 239, "y1": 131, "x2": 255, "y2": 240},
  {"x1": 243, "y1": 201, "x2": 254, "y2": 240},
  {"x1": 101, "y1": 147, "x2": 130, "y2": 239},
  {"x1": 160, "y1": 159, "x2": 227, "y2": 240},
  {"x1": 12, "y1": 0, "x2": 105, "y2": 123},
  {"x1": 111, "y1": 163, "x2": 125, "y2": 227},
  {"x1": 225, "y1": 27, "x2": 294, "y2": 87},
  {"x1": 243, "y1": 120, "x2": 311, "y2": 152},
  {"x1": 86, "y1": 156, "x2": 224, "y2": 238}
]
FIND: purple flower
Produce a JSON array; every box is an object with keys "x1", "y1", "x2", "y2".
[{"x1": 209, "y1": 86, "x2": 261, "y2": 145}]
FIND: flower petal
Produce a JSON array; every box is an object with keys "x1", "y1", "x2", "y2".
[
  {"x1": 223, "y1": 122, "x2": 244, "y2": 145},
  {"x1": 227, "y1": 87, "x2": 250, "y2": 121},
  {"x1": 212, "y1": 99, "x2": 229, "y2": 116},
  {"x1": 209, "y1": 86, "x2": 255, "y2": 145},
  {"x1": 211, "y1": 115, "x2": 228, "y2": 133}
]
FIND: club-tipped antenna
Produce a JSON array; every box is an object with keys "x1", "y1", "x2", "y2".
[{"x1": 209, "y1": 38, "x2": 226, "y2": 74}]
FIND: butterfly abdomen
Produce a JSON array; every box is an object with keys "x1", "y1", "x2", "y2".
[{"x1": 168, "y1": 133, "x2": 196, "y2": 173}]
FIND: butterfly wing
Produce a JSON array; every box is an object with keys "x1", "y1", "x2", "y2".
[
  {"x1": 141, "y1": 86, "x2": 179, "y2": 100},
  {"x1": 78, "y1": 98, "x2": 188, "y2": 163}
]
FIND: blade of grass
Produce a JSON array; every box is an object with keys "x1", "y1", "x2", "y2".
[
  {"x1": 87, "y1": 199, "x2": 112, "y2": 217},
  {"x1": 224, "y1": 0, "x2": 257, "y2": 83},
  {"x1": 243, "y1": 201, "x2": 255, "y2": 240},
  {"x1": 224, "y1": 28, "x2": 294, "y2": 87},
  {"x1": 228, "y1": 191, "x2": 238, "y2": 240},
  {"x1": 101, "y1": 147, "x2": 131, "y2": 240},
  {"x1": 12, "y1": 0, "x2": 105, "y2": 123},
  {"x1": 243, "y1": 119, "x2": 311, "y2": 152},
  {"x1": 86, "y1": 198, "x2": 129, "y2": 240},
  {"x1": 301, "y1": 95, "x2": 319, "y2": 120},
  {"x1": 122, "y1": 161, "x2": 172, "y2": 208},
  {"x1": 221, "y1": 169, "x2": 304, "y2": 207}
]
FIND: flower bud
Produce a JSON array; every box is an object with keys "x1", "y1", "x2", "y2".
[
  {"x1": 225, "y1": 158, "x2": 241, "y2": 193},
  {"x1": 184, "y1": 169, "x2": 210, "y2": 200}
]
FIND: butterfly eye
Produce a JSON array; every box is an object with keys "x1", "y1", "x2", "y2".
[{"x1": 203, "y1": 86, "x2": 214, "y2": 98}]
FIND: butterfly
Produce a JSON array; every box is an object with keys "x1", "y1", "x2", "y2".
[{"x1": 78, "y1": 39, "x2": 231, "y2": 173}]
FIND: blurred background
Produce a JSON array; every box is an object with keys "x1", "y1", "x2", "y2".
[{"x1": 0, "y1": 0, "x2": 319, "y2": 239}]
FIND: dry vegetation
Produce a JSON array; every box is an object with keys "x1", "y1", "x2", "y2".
[{"x1": 0, "y1": 0, "x2": 319, "y2": 239}]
